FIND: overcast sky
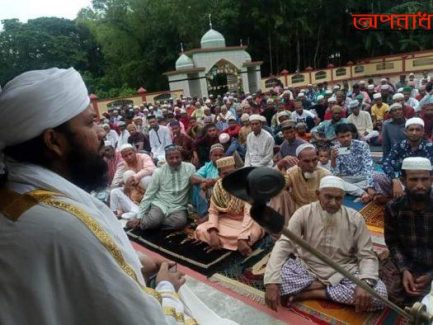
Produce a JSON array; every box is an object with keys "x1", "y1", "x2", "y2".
[{"x1": 0, "y1": 0, "x2": 92, "y2": 23}]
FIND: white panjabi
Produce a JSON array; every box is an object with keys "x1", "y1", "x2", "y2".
[
  {"x1": 319, "y1": 175, "x2": 345, "y2": 191},
  {"x1": 0, "y1": 68, "x2": 90, "y2": 151},
  {"x1": 401, "y1": 157, "x2": 432, "y2": 171}
]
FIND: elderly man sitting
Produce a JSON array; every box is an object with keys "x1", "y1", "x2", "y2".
[
  {"x1": 346, "y1": 100, "x2": 379, "y2": 142},
  {"x1": 264, "y1": 176, "x2": 387, "y2": 312},
  {"x1": 194, "y1": 156, "x2": 264, "y2": 255},
  {"x1": 112, "y1": 144, "x2": 155, "y2": 189},
  {"x1": 127, "y1": 145, "x2": 196, "y2": 231}
]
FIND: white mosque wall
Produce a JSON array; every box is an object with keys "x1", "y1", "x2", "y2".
[{"x1": 192, "y1": 50, "x2": 252, "y2": 73}]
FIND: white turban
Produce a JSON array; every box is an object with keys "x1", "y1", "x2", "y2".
[
  {"x1": 405, "y1": 117, "x2": 425, "y2": 128},
  {"x1": 295, "y1": 143, "x2": 316, "y2": 157},
  {"x1": 319, "y1": 176, "x2": 345, "y2": 191},
  {"x1": 0, "y1": 67, "x2": 90, "y2": 151}
]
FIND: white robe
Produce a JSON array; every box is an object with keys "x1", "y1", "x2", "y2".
[{"x1": 0, "y1": 160, "x2": 235, "y2": 325}]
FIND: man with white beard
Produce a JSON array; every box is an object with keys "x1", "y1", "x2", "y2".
[{"x1": 264, "y1": 176, "x2": 387, "y2": 312}]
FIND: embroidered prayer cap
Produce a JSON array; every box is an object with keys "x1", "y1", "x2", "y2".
[
  {"x1": 392, "y1": 93, "x2": 404, "y2": 100},
  {"x1": 348, "y1": 100, "x2": 360, "y2": 109},
  {"x1": 280, "y1": 120, "x2": 296, "y2": 130},
  {"x1": 120, "y1": 144, "x2": 134, "y2": 152},
  {"x1": 295, "y1": 143, "x2": 316, "y2": 157},
  {"x1": 249, "y1": 114, "x2": 262, "y2": 122},
  {"x1": 389, "y1": 103, "x2": 402, "y2": 111},
  {"x1": 0, "y1": 67, "x2": 90, "y2": 151},
  {"x1": 367, "y1": 84, "x2": 375, "y2": 90},
  {"x1": 319, "y1": 175, "x2": 345, "y2": 191},
  {"x1": 218, "y1": 133, "x2": 231, "y2": 144},
  {"x1": 210, "y1": 143, "x2": 225, "y2": 153},
  {"x1": 122, "y1": 170, "x2": 136, "y2": 184},
  {"x1": 405, "y1": 117, "x2": 425, "y2": 128},
  {"x1": 240, "y1": 113, "x2": 250, "y2": 122},
  {"x1": 373, "y1": 93, "x2": 382, "y2": 99},
  {"x1": 402, "y1": 157, "x2": 432, "y2": 171},
  {"x1": 216, "y1": 156, "x2": 235, "y2": 169}
]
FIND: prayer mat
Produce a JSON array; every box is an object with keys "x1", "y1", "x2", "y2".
[
  {"x1": 359, "y1": 201, "x2": 385, "y2": 234},
  {"x1": 127, "y1": 226, "x2": 234, "y2": 276}
]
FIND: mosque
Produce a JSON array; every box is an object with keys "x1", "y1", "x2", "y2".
[{"x1": 163, "y1": 21, "x2": 263, "y2": 98}]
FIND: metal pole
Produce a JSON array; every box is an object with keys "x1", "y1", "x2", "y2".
[{"x1": 279, "y1": 227, "x2": 415, "y2": 320}]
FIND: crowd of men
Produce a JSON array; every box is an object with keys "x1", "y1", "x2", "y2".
[
  {"x1": 0, "y1": 68, "x2": 432, "y2": 324},
  {"x1": 101, "y1": 72, "x2": 433, "y2": 313}
]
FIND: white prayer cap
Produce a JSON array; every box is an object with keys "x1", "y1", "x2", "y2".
[
  {"x1": 298, "y1": 92, "x2": 305, "y2": 97},
  {"x1": 327, "y1": 96, "x2": 337, "y2": 103},
  {"x1": 259, "y1": 115, "x2": 267, "y2": 123},
  {"x1": 393, "y1": 93, "x2": 404, "y2": 101},
  {"x1": 389, "y1": 103, "x2": 402, "y2": 111},
  {"x1": 348, "y1": 100, "x2": 360, "y2": 109},
  {"x1": 409, "y1": 72, "x2": 415, "y2": 77},
  {"x1": 405, "y1": 117, "x2": 425, "y2": 128},
  {"x1": 104, "y1": 141, "x2": 112, "y2": 147},
  {"x1": 295, "y1": 143, "x2": 316, "y2": 157},
  {"x1": 143, "y1": 108, "x2": 149, "y2": 112},
  {"x1": 223, "y1": 96, "x2": 228, "y2": 101},
  {"x1": 333, "y1": 85, "x2": 340, "y2": 90},
  {"x1": 359, "y1": 80, "x2": 366, "y2": 85},
  {"x1": 180, "y1": 108, "x2": 186, "y2": 113},
  {"x1": 373, "y1": 93, "x2": 382, "y2": 99},
  {"x1": 218, "y1": 133, "x2": 230, "y2": 144},
  {"x1": 122, "y1": 170, "x2": 136, "y2": 184},
  {"x1": 402, "y1": 157, "x2": 432, "y2": 171},
  {"x1": 249, "y1": 114, "x2": 262, "y2": 122},
  {"x1": 325, "y1": 89, "x2": 332, "y2": 95},
  {"x1": 120, "y1": 143, "x2": 134, "y2": 152},
  {"x1": 316, "y1": 95, "x2": 324, "y2": 101},
  {"x1": 267, "y1": 98, "x2": 274, "y2": 104},
  {"x1": 205, "y1": 99, "x2": 211, "y2": 104},
  {"x1": 0, "y1": 68, "x2": 90, "y2": 151},
  {"x1": 381, "y1": 78, "x2": 387, "y2": 82},
  {"x1": 319, "y1": 175, "x2": 345, "y2": 191},
  {"x1": 246, "y1": 95, "x2": 253, "y2": 100},
  {"x1": 367, "y1": 84, "x2": 375, "y2": 90},
  {"x1": 381, "y1": 84, "x2": 390, "y2": 90},
  {"x1": 102, "y1": 123, "x2": 110, "y2": 129},
  {"x1": 397, "y1": 87, "x2": 404, "y2": 93}
]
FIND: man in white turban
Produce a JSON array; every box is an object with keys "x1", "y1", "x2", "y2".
[
  {"x1": 0, "y1": 68, "x2": 226, "y2": 325},
  {"x1": 265, "y1": 176, "x2": 387, "y2": 312}
]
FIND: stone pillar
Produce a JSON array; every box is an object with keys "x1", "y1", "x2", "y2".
[
  {"x1": 137, "y1": 87, "x2": 147, "y2": 103},
  {"x1": 241, "y1": 67, "x2": 249, "y2": 94},
  {"x1": 198, "y1": 72, "x2": 208, "y2": 98}
]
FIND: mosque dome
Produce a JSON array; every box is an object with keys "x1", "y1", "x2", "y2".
[
  {"x1": 175, "y1": 53, "x2": 194, "y2": 70},
  {"x1": 200, "y1": 28, "x2": 226, "y2": 48}
]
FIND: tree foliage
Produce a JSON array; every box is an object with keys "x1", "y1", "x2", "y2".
[{"x1": 1, "y1": 0, "x2": 433, "y2": 97}]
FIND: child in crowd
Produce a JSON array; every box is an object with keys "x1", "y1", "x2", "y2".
[
  {"x1": 318, "y1": 147, "x2": 331, "y2": 170},
  {"x1": 295, "y1": 122, "x2": 312, "y2": 142}
]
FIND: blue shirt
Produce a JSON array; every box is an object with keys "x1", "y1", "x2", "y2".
[
  {"x1": 312, "y1": 118, "x2": 348, "y2": 140},
  {"x1": 382, "y1": 140, "x2": 433, "y2": 179},
  {"x1": 195, "y1": 161, "x2": 219, "y2": 179},
  {"x1": 331, "y1": 140, "x2": 374, "y2": 187},
  {"x1": 382, "y1": 119, "x2": 406, "y2": 159}
]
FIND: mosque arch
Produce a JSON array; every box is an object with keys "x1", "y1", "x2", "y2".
[{"x1": 206, "y1": 59, "x2": 242, "y2": 96}]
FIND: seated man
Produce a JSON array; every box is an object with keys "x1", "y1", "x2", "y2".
[
  {"x1": 112, "y1": 144, "x2": 155, "y2": 189},
  {"x1": 311, "y1": 105, "x2": 348, "y2": 144},
  {"x1": 374, "y1": 117, "x2": 433, "y2": 201},
  {"x1": 346, "y1": 100, "x2": 379, "y2": 142},
  {"x1": 170, "y1": 120, "x2": 193, "y2": 162},
  {"x1": 190, "y1": 144, "x2": 225, "y2": 221},
  {"x1": 275, "y1": 120, "x2": 306, "y2": 160},
  {"x1": 244, "y1": 114, "x2": 275, "y2": 167},
  {"x1": 271, "y1": 144, "x2": 330, "y2": 225},
  {"x1": 148, "y1": 115, "x2": 172, "y2": 162},
  {"x1": 127, "y1": 145, "x2": 196, "y2": 231},
  {"x1": 194, "y1": 156, "x2": 264, "y2": 255},
  {"x1": 127, "y1": 123, "x2": 151, "y2": 152},
  {"x1": 330, "y1": 123, "x2": 375, "y2": 201},
  {"x1": 264, "y1": 176, "x2": 387, "y2": 312},
  {"x1": 383, "y1": 157, "x2": 433, "y2": 306},
  {"x1": 110, "y1": 170, "x2": 144, "y2": 219}
]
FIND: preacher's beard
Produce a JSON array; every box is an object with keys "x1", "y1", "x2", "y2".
[
  {"x1": 303, "y1": 171, "x2": 315, "y2": 179},
  {"x1": 67, "y1": 140, "x2": 109, "y2": 192}
]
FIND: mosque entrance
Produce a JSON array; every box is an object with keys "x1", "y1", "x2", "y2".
[{"x1": 206, "y1": 59, "x2": 242, "y2": 97}]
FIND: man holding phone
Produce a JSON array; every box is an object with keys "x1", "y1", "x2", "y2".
[{"x1": 331, "y1": 123, "x2": 376, "y2": 202}]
